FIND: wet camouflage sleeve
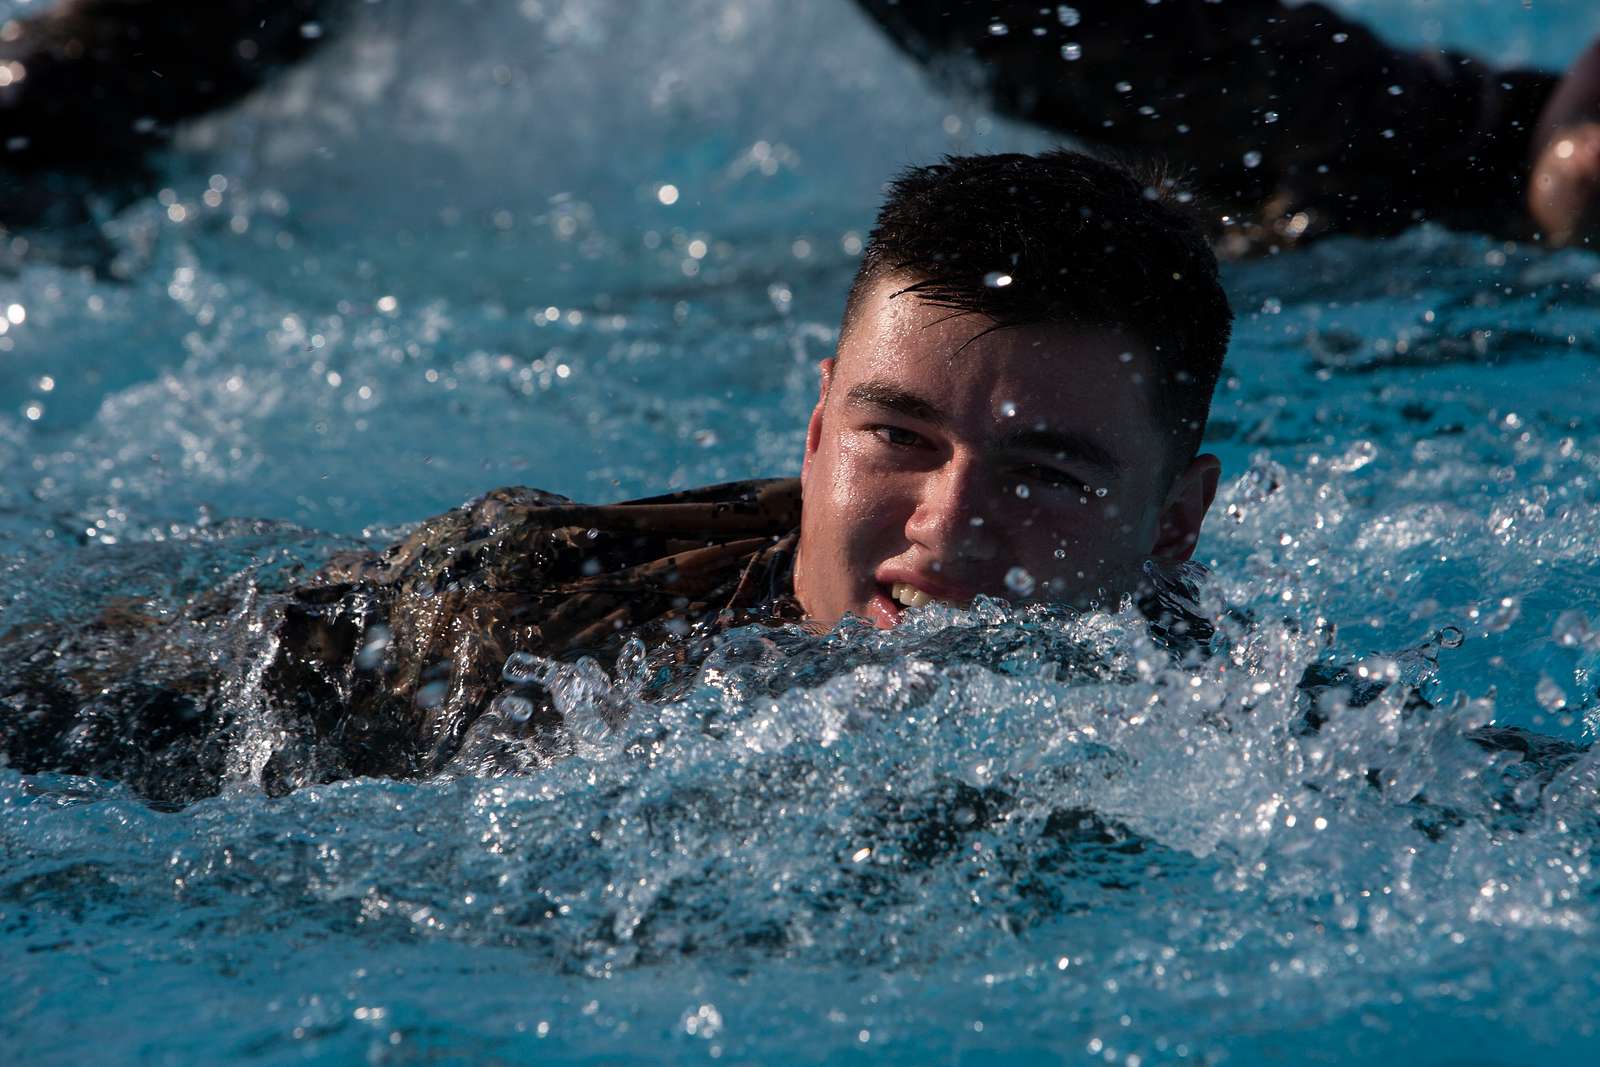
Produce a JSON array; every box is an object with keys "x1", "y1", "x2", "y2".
[
  {"x1": 856, "y1": 0, "x2": 1559, "y2": 250},
  {"x1": 278, "y1": 478, "x2": 802, "y2": 778},
  {"x1": 0, "y1": 478, "x2": 802, "y2": 803}
]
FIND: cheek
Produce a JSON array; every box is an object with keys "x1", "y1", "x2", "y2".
[
  {"x1": 809, "y1": 446, "x2": 891, "y2": 526},
  {"x1": 1018, "y1": 496, "x2": 1152, "y2": 560},
  {"x1": 825, "y1": 450, "x2": 914, "y2": 546}
]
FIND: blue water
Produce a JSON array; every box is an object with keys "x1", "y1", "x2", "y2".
[{"x1": 7, "y1": 1, "x2": 1600, "y2": 1063}]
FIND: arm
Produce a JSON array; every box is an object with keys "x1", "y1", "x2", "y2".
[
  {"x1": 0, "y1": 0, "x2": 338, "y2": 248},
  {"x1": 0, "y1": 0, "x2": 337, "y2": 171},
  {"x1": 856, "y1": 0, "x2": 1559, "y2": 249}
]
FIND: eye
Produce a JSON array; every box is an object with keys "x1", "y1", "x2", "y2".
[
  {"x1": 870, "y1": 424, "x2": 925, "y2": 448},
  {"x1": 1013, "y1": 464, "x2": 1078, "y2": 489}
]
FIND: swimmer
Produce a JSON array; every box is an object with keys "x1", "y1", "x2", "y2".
[
  {"x1": 0, "y1": 0, "x2": 335, "y2": 265},
  {"x1": 0, "y1": 148, "x2": 1231, "y2": 798},
  {"x1": 856, "y1": 0, "x2": 1600, "y2": 251},
  {"x1": 789, "y1": 151, "x2": 1228, "y2": 629},
  {"x1": 6, "y1": 1, "x2": 1600, "y2": 257},
  {"x1": 2, "y1": 148, "x2": 1580, "y2": 800}
]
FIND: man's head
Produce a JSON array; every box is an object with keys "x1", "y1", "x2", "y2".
[{"x1": 794, "y1": 149, "x2": 1233, "y2": 629}]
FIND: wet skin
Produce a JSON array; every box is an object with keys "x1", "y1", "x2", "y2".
[
  {"x1": 793, "y1": 274, "x2": 1222, "y2": 630},
  {"x1": 1530, "y1": 40, "x2": 1600, "y2": 247}
]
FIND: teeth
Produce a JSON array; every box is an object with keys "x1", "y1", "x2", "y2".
[{"x1": 890, "y1": 582, "x2": 935, "y2": 609}]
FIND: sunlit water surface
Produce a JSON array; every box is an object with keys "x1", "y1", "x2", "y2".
[{"x1": 6, "y1": 1, "x2": 1600, "y2": 1063}]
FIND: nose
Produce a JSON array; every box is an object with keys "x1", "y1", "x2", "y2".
[{"x1": 903, "y1": 456, "x2": 1000, "y2": 564}]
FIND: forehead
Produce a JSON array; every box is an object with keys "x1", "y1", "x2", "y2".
[{"x1": 837, "y1": 276, "x2": 1161, "y2": 434}]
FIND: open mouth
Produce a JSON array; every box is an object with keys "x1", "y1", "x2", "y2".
[
  {"x1": 865, "y1": 581, "x2": 964, "y2": 626},
  {"x1": 864, "y1": 580, "x2": 969, "y2": 629},
  {"x1": 889, "y1": 581, "x2": 938, "y2": 609},
  {"x1": 864, "y1": 585, "x2": 903, "y2": 629}
]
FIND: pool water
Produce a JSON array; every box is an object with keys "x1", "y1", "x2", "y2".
[{"x1": 7, "y1": 1, "x2": 1600, "y2": 1063}]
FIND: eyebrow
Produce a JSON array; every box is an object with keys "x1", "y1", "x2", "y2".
[
  {"x1": 843, "y1": 381, "x2": 950, "y2": 424},
  {"x1": 1000, "y1": 427, "x2": 1121, "y2": 476},
  {"x1": 843, "y1": 379, "x2": 1122, "y2": 475}
]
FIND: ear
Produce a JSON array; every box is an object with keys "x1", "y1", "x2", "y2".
[
  {"x1": 1150, "y1": 453, "x2": 1221, "y2": 562},
  {"x1": 800, "y1": 358, "x2": 835, "y2": 488}
]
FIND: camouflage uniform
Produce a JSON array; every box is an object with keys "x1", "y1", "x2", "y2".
[{"x1": 1, "y1": 479, "x2": 803, "y2": 804}]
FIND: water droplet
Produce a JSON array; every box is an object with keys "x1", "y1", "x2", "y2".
[
  {"x1": 1330, "y1": 439, "x2": 1378, "y2": 474},
  {"x1": 503, "y1": 651, "x2": 546, "y2": 685},
  {"x1": 999, "y1": 400, "x2": 1018, "y2": 417},
  {"x1": 984, "y1": 271, "x2": 1013, "y2": 288},
  {"x1": 1513, "y1": 777, "x2": 1542, "y2": 807},
  {"x1": 1057, "y1": 5, "x2": 1080, "y2": 26},
  {"x1": 356, "y1": 626, "x2": 392, "y2": 670},
  {"x1": 1264, "y1": 110, "x2": 1279, "y2": 124},
  {"x1": 1536, "y1": 674, "x2": 1568, "y2": 712},
  {"x1": 1436, "y1": 626, "x2": 1465, "y2": 649},
  {"x1": 1094, "y1": 487, "x2": 1108, "y2": 498},
  {"x1": 1014, "y1": 483, "x2": 1030, "y2": 500},
  {"x1": 1553, "y1": 610, "x2": 1595, "y2": 648},
  {"x1": 987, "y1": 20, "x2": 1008, "y2": 36},
  {"x1": 1061, "y1": 42, "x2": 1082, "y2": 61},
  {"x1": 1484, "y1": 596, "x2": 1521, "y2": 633},
  {"x1": 1243, "y1": 150, "x2": 1262, "y2": 169},
  {"x1": 1005, "y1": 566, "x2": 1036, "y2": 596},
  {"x1": 1115, "y1": 81, "x2": 1133, "y2": 94},
  {"x1": 498, "y1": 694, "x2": 536, "y2": 722}
]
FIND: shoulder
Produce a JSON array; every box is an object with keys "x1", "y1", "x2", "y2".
[
  {"x1": 309, "y1": 477, "x2": 801, "y2": 588},
  {"x1": 309, "y1": 485, "x2": 576, "y2": 587}
]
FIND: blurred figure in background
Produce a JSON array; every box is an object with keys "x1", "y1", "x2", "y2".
[
  {"x1": 857, "y1": 0, "x2": 1600, "y2": 252},
  {"x1": 2, "y1": 0, "x2": 1597, "y2": 261},
  {"x1": 0, "y1": 0, "x2": 334, "y2": 266}
]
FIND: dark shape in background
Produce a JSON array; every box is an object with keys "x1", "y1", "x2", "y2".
[
  {"x1": 0, "y1": 1, "x2": 1592, "y2": 264},
  {"x1": 856, "y1": 0, "x2": 1562, "y2": 252},
  {"x1": 0, "y1": 0, "x2": 335, "y2": 267}
]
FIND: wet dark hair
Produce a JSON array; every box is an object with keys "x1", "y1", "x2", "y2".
[{"x1": 842, "y1": 149, "x2": 1233, "y2": 466}]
